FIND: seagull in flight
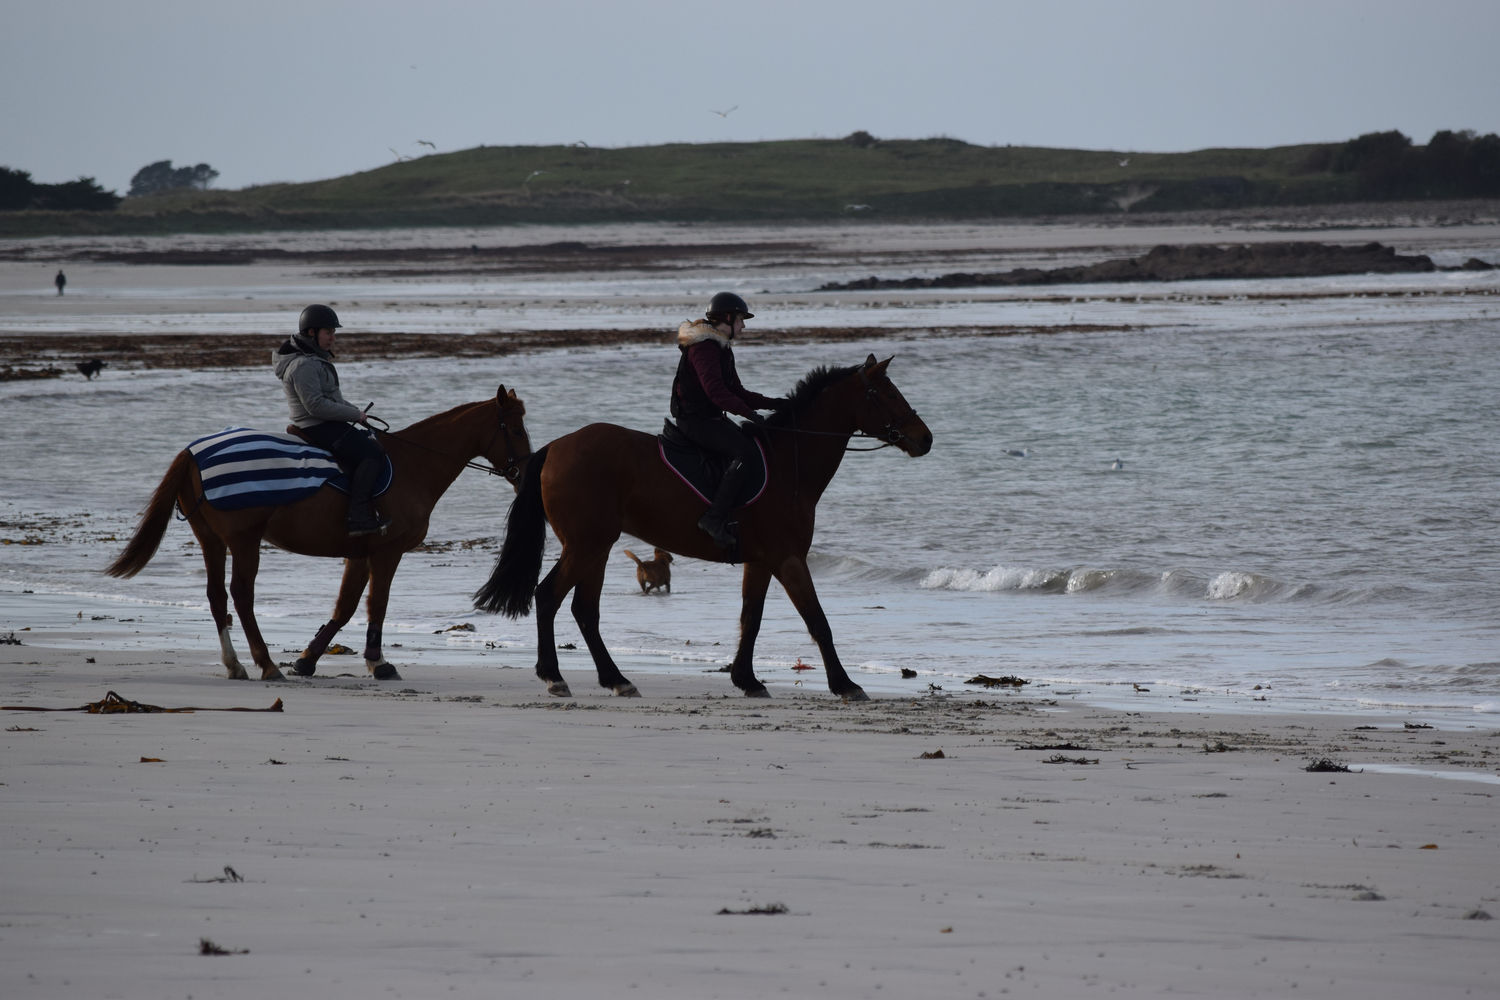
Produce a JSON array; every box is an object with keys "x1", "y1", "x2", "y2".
[
  {"x1": 524, "y1": 169, "x2": 546, "y2": 183},
  {"x1": 709, "y1": 105, "x2": 738, "y2": 118},
  {"x1": 388, "y1": 147, "x2": 411, "y2": 162},
  {"x1": 415, "y1": 139, "x2": 436, "y2": 150}
]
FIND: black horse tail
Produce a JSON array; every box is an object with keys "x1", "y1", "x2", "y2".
[
  {"x1": 473, "y1": 443, "x2": 549, "y2": 618},
  {"x1": 106, "y1": 450, "x2": 192, "y2": 578}
]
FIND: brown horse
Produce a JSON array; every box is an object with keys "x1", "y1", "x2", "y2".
[
  {"x1": 107, "y1": 386, "x2": 530, "y2": 682},
  {"x1": 474, "y1": 355, "x2": 931, "y2": 700}
]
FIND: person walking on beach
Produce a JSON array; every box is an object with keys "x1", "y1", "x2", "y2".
[
  {"x1": 670, "y1": 291, "x2": 781, "y2": 548},
  {"x1": 273, "y1": 304, "x2": 390, "y2": 537},
  {"x1": 54, "y1": 270, "x2": 66, "y2": 296}
]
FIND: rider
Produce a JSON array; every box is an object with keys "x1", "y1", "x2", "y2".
[
  {"x1": 671, "y1": 291, "x2": 781, "y2": 548},
  {"x1": 273, "y1": 304, "x2": 390, "y2": 537}
]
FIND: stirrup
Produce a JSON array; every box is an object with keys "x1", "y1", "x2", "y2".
[
  {"x1": 697, "y1": 512, "x2": 737, "y2": 549},
  {"x1": 347, "y1": 515, "x2": 390, "y2": 538}
]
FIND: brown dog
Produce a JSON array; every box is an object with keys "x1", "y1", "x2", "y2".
[{"x1": 623, "y1": 547, "x2": 673, "y2": 593}]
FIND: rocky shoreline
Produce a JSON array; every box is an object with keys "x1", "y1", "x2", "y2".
[{"x1": 820, "y1": 240, "x2": 1495, "y2": 291}]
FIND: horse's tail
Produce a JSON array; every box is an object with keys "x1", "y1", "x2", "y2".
[
  {"x1": 473, "y1": 443, "x2": 549, "y2": 618},
  {"x1": 105, "y1": 450, "x2": 192, "y2": 578}
]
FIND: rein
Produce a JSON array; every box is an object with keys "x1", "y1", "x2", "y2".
[
  {"x1": 771, "y1": 368, "x2": 920, "y2": 452},
  {"x1": 371, "y1": 411, "x2": 524, "y2": 483}
]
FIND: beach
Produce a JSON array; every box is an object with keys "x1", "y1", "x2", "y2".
[
  {"x1": 3, "y1": 211, "x2": 1499, "y2": 997},
  {"x1": 2, "y1": 624, "x2": 1496, "y2": 1000}
]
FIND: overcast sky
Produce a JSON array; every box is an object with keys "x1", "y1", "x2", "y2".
[{"x1": 6, "y1": 0, "x2": 1499, "y2": 196}]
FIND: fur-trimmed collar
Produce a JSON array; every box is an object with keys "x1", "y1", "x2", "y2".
[{"x1": 677, "y1": 319, "x2": 730, "y2": 348}]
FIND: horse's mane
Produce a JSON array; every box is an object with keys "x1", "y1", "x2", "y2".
[
  {"x1": 766, "y1": 363, "x2": 860, "y2": 428},
  {"x1": 399, "y1": 397, "x2": 489, "y2": 434}
]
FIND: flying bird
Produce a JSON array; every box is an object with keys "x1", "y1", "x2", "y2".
[
  {"x1": 524, "y1": 170, "x2": 546, "y2": 182},
  {"x1": 415, "y1": 139, "x2": 436, "y2": 150},
  {"x1": 1118, "y1": 157, "x2": 1130, "y2": 167},
  {"x1": 388, "y1": 147, "x2": 411, "y2": 162},
  {"x1": 709, "y1": 105, "x2": 738, "y2": 118}
]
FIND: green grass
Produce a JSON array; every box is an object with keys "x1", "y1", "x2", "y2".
[{"x1": 1, "y1": 136, "x2": 1361, "y2": 236}]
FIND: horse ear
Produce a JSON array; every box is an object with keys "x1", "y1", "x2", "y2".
[
  {"x1": 864, "y1": 353, "x2": 878, "y2": 368},
  {"x1": 496, "y1": 384, "x2": 506, "y2": 400}
]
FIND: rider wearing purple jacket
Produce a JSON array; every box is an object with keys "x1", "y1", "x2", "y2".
[{"x1": 671, "y1": 292, "x2": 781, "y2": 548}]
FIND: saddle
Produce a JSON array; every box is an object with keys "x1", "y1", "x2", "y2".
[
  {"x1": 285, "y1": 424, "x2": 395, "y2": 497},
  {"x1": 657, "y1": 420, "x2": 768, "y2": 509}
]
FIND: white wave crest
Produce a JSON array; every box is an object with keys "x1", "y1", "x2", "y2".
[
  {"x1": 1206, "y1": 570, "x2": 1278, "y2": 601},
  {"x1": 920, "y1": 565, "x2": 1068, "y2": 592}
]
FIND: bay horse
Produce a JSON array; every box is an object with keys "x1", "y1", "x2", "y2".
[
  {"x1": 474, "y1": 355, "x2": 931, "y2": 700},
  {"x1": 106, "y1": 386, "x2": 530, "y2": 682}
]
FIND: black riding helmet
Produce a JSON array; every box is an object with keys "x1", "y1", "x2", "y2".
[
  {"x1": 298, "y1": 303, "x2": 342, "y2": 332},
  {"x1": 705, "y1": 291, "x2": 753, "y2": 323}
]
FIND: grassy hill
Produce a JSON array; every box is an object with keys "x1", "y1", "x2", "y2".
[{"x1": 0, "y1": 134, "x2": 1402, "y2": 237}]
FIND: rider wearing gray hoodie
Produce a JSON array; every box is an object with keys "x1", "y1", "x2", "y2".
[{"x1": 273, "y1": 304, "x2": 389, "y2": 537}]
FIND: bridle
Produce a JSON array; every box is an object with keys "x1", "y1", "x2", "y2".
[
  {"x1": 772, "y1": 366, "x2": 922, "y2": 453},
  {"x1": 369, "y1": 404, "x2": 526, "y2": 483}
]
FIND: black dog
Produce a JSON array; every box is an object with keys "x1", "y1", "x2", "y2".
[{"x1": 76, "y1": 359, "x2": 106, "y2": 380}]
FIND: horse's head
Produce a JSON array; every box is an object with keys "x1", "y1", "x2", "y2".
[
  {"x1": 491, "y1": 384, "x2": 532, "y2": 486},
  {"x1": 852, "y1": 355, "x2": 932, "y2": 456}
]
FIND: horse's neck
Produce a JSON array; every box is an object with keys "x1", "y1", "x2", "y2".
[
  {"x1": 775, "y1": 397, "x2": 857, "y2": 499},
  {"x1": 391, "y1": 401, "x2": 489, "y2": 493}
]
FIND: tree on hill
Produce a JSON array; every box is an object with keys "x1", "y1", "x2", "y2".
[
  {"x1": 129, "y1": 160, "x2": 220, "y2": 197},
  {"x1": 0, "y1": 166, "x2": 35, "y2": 210},
  {"x1": 1329, "y1": 129, "x2": 1500, "y2": 199},
  {"x1": 0, "y1": 166, "x2": 121, "y2": 211}
]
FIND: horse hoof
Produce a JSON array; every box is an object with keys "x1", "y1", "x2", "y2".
[
  {"x1": 614, "y1": 683, "x2": 641, "y2": 697},
  {"x1": 547, "y1": 681, "x2": 573, "y2": 698},
  {"x1": 261, "y1": 668, "x2": 287, "y2": 682},
  {"x1": 368, "y1": 660, "x2": 401, "y2": 681},
  {"x1": 840, "y1": 687, "x2": 870, "y2": 702},
  {"x1": 292, "y1": 657, "x2": 317, "y2": 677},
  {"x1": 744, "y1": 686, "x2": 771, "y2": 699},
  {"x1": 225, "y1": 667, "x2": 250, "y2": 680}
]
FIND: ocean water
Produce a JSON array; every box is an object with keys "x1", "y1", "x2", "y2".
[{"x1": 3, "y1": 222, "x2": 1498, "y2": 723}]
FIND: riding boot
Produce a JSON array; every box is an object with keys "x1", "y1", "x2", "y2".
[
  {"x1": 697, "y1": 459, "x2": 748, "y2": 549},
  {"x1": 345, "y1": 457, "x2": 390, "y2": 537}
]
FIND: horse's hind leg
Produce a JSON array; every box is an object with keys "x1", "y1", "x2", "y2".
[
  {"x1": 532, "y1": 565, "x2": 572, "y2": 697},
  {"x1": 226, "y1": 537, "x2": 285, "y2": 681},
  {"x1": 570, "y1": 564, "x2": 638, "y2": 696},
  {"x1": 186, "y1": 519, "x2": 248, "y2": 679},
  {"x1": 293, "y1": 557, "x2": 369, "y2": 678}
]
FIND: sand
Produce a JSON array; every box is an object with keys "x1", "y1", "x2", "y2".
[{"x1": 3, "y1": 627, "x2": 1496, "y2": 999}]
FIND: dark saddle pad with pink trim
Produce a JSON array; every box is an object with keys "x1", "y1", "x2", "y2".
[{"x1": 657, "y1": 421, "x2": 767, "y2": 509}]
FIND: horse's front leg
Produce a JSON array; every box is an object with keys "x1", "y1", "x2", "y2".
[
  {"x1": 293, "y1": 557, "x2": 369, "y2": 678},
  {"x1": 773, "y1": 556, "x2": 868, "y2": 701},
  {"x1": 729, "y1": 562, "x2": 775, "y2": 697},
  {"x1": 226, "y1": 539, "x2": 285, "y2": 681},
  {"x1": 360, "y1": 553, "x2": 403, "y2": 681},
  {"x1": 571, "y1": 563, "x2": 638, "y2": 696}
]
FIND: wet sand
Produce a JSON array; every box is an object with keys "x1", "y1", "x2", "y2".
[{"x1": 2, "y1": 629, "x2": 1496, "y2": 999}]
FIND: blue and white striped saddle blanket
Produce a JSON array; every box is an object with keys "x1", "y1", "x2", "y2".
[{"x1": 186, "y1": 427, "x2": 391, "y2": 511}]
